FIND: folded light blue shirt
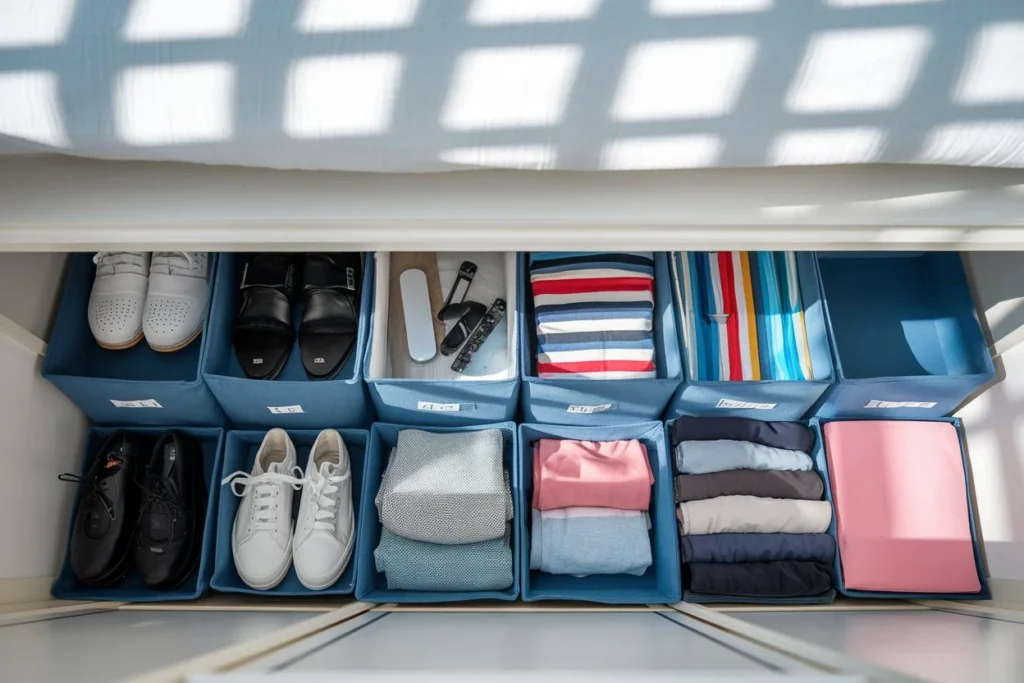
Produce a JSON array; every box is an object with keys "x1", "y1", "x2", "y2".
[
  {"x1": 530, "y1": 509, "x2": 652, "y2": 577},
  {"x1": 675, "y1": 439, "x2": 813, "y2": 475}
]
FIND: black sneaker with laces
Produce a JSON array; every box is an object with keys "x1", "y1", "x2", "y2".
[
  {"x1": 134, "y1": 431, "x2": 206, "y2": 588},
  {"x1": 59, "y1": 431, "x2": 140, "y2": 586}
]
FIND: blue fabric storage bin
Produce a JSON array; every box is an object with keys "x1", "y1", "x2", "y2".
[
  {"x1": 814, "y1": 252, "x2": 993, "y2": 419},
  {"x1": 666, "y1": 419, "x2": 835, "y2": 606},
  {"x1": 363, "y1": 253, "x2": 520, "y2": 427},
  {"x1": 201, "y1": 253, "x2": 374, "y2": 428},
  {"x1": 210, "y1": 428, "x2": 367, "y2": 596},
  {"x1": 810, "y1": 417, "x2": 990, "y2": 600},
  {"x1": 52, "y1": 426, "x2": 225, "y2": 602},
  {"x1": 519, "y1": 421, "x2": 681, "y2": 604},
  {"x1": 43, "y1": 253, "x2": 225, "y2": 426},
  {"x1": 666, "y1": 252, "x2": 834, "y2": 422},
  {"x1": 355, "y1": 421, "x2": 519, "y2": 603},
  {"x1": 519, "y1": 253, "x2": 683, "y2": 426}
]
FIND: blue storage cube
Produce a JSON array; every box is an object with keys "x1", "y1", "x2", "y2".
[
  {"x1": 667, "y1": 418, "x2": 835, "y2": 606},
  {"x1": 52, "y1": 426, "x2": 225, "y2": 602},
  {"x1": 43, "y1": 253, "x2": 225, "y2": 426},
  {"x1": 355, "y1": 422, "x2": 519, "y2": 603},
  {"x1": 520, "y1": 253, "x2": 683, "y2": 426},
  {"x1": 519, "y1": 421, "x2": 681, "y2": 604},
  {"x1": 810, "y1": 417, "x2": 990, "y2": 600},
  {"x1": 814, "y1": 252, "x2": 993, "y2": 418},
  {"x1": 666, "y1": 252, "x2": 834, "y2": 421},
  {"x1": 211, "y1": 428, "x2": 367, "y2": 596},
  {"x1": 364, "y1": 253, "x2": 520, "y2": 426},
  {"x1": 201, "y1": 253, "x2": 373, "y2": 428}
]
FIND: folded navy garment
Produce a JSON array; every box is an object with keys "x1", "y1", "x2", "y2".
[
  {"x1": 686, "y1": 561, "x2": 833, "y2": 598},
  {"x1": 675, "y1": 470, "x2": 823, "y2": 502},
  {"x1": 671, "y1": 416, "x2": 814, "y2": 453},
  {"x1": 679, "y1": 533, "x2": 836, "y2": 564}
]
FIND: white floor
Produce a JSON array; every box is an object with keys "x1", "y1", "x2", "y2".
[{"x1": 739, "y1": 610, "x2": 1024, "y2": 683}]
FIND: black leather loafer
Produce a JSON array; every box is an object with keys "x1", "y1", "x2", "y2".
[
  {"x1": 298, "y1": 253, "x2": 361, "y2": 380},
  {"x1": 135, "y1": 432, "x2": 206, "y2": 589},
  {"x1": 232, "y1": 254, "x2": 296, "y2": 380},
  {"x1": 59, "y1": 432, "x2": 140, "y2": 587}
]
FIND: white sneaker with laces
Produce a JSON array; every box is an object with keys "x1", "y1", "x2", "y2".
[
  {"x1": 293, "y1": 429, "x2": 355, "y2": 590},
  {"x1": 222, "y1": 429, "x2": 303, "y2": 590},
  {"x1": 143, "y1": 252, "x2": 210, "y2": 352},
  {"x1": 88, "y1": 252, "x2": 151, "y2": 350}
]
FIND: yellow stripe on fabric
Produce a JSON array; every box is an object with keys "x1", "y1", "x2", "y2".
[
  {"x1": 795, "y1": 307, "x2": 813, "y2": 379},
  {"x1": 739, "y1": 252, "x2": 761, "y2": 381}
]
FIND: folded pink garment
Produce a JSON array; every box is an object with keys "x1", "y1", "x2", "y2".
[
  {"x1": 532, "y1": 438, "x2": 654, "y2": 511},
  {"x1": 824, "y1": 421, "x2": 980, "y2": 594}
]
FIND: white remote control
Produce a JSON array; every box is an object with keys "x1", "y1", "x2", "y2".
[{"x1": 399, "y1": 269, "x2": 437, "y2": 363}]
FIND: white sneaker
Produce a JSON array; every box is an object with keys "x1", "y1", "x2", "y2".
[
  {"x1": 293, "y1": 430, "x2": 355, "y2": 590},
  {"x1": 222, "y1": 429, "x2": 303, "y2": 590},
  {"x1": 143, "y1": 252, "x2": 210, "y2": 352},
  {"x1": 88, "y1": 252, "x2": 151, "y2": 350}
]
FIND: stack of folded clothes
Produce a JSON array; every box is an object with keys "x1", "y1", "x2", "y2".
[
  {"x1": 671, "y1": 417, "x2": 836, "y2": 603},
  {"x1": 529, "y1": 252, "x2": 658, "y2": 379},
  {"x1": 531, "y1": 438, "x2": 653, "y2": 577},
  {"x1": 374, "y1": 429, "x2": 514, "y2": 592}
]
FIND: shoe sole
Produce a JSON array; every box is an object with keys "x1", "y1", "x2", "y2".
[
  {"x1": 294, "y1": 520, "x2": 355, "y2": 591},
  {"x1": 148, "y1": 324, "x2": 203, "y2": 353},
  {"x1": 79, "y1": 546, "x2": 132, "y2": 588},
  {"x1": 97, "y1": 329, "x2": 144, "y2": 351}
]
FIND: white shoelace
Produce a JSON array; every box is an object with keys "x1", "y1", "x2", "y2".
[
  {"x1": 93, "y1": 252, "x2": 147, "y2": 276},
  {"x1": 151, "y1": 252, "x2": 206, "y2": 277},
  {"x1": 307, "y1": 465, "x2": 351, "y2": 532},
  {"x1": 222, "y1": 466, "x2": 303, "y2": 532}
]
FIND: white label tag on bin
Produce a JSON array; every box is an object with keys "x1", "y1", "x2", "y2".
[
  {"x1": 268, "y1": 404, "x2": 304, "y2": 414},
  {"x1": 567, "y1": 404, "x2": 614, "y2": 414},
  {"x1": 864, "y1": 400, "x2": 937, "y2": 409},
  {"x1": 716, "y1": 398, "x2": 777, "y2": 410},
  {"x1": 417, "y1": 401, "x2": 461, "y2": 412},
  {"x1": 110, "y1": 399, "x2": 162, "y2": 408}
]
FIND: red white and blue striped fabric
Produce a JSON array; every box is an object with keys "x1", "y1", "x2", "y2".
[{"x1": 530, "y1": 252, "x2": 657, "y2": 379}]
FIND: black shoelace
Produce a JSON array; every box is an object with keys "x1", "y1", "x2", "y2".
[
  {"x1": 137, "y1": 474, "x2": 188, "y2": 541},
  {"x1": 58, "y1": 465, "x2": 118, "y2": 522}
]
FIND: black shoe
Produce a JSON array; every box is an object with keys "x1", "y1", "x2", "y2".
[
  {"x1": 134, "y1": 432, "x2": 207, "y2": 589},
  {"x1": 232, "y1": 254, "x2": 297, "y2": 380},
  {"x1": 59, "y1": 432, "x2": 140, "y2": 587},
  {"x1": 298, "y1": 253, "x2": 361, "y2": 381}
]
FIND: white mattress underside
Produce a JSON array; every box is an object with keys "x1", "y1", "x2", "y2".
[{"x1": 1, "y1": 0, "x2": 1022, "y2": 171}]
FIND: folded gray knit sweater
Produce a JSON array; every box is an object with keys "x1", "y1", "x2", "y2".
[{"x1": 376, "y1": 428, "x2": 512, "y2": 544}]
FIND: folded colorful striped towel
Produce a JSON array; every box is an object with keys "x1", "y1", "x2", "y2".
[
  {"x1": 674, "y1": 251, "x2": 812, "y2": 382},
  {"x1": 530, "y1": 252, "x2": 657, "y2": 379}
]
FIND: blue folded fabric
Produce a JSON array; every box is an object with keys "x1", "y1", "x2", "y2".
[
  {"x1": 679, "y1": 533, "x2": 836, "y2": 564},
  {"x1": 374, "y1": 529, "x2": 513, "y2": 592},
  {"x1": 674, "y1": 439, "x2": 813, "y2": 475},
  {"x1": 530, "y1": 509, "x2": 652, "y2": 576}
]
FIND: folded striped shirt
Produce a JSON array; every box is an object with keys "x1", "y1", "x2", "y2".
[{"x1": 530, "y1": 252, "x2": 657, "y2": 379}]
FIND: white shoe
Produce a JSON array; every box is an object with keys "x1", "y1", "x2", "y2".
[
  {"x1": 88, "y1": 252, "x2": 151, "y2": 350},
  {"x1": 293, "y1": 430, "x2": 355, "y2": 591},
  {"x1": 143, "y1": 252, "x2": 210, "y2": 352},
  {"x1": 222, "y1": 429, "x2": 303, "y2": 591}
]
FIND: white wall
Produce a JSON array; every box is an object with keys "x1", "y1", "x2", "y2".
[
  {"x1": 0, "y1": 252, "x2": 68, "y2": 340},
  {"x1": 959, "y1": 341, "x2": 1024, "y2": 588},
  {"x1": 0, "y1": 332, "x2": 88, "y2": 579}
]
